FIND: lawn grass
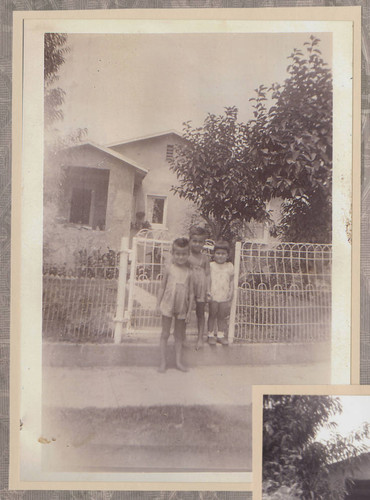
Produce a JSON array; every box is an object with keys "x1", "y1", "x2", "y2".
[{"x1": 43, "y1": 404, "x2": 251, "y2": 450}]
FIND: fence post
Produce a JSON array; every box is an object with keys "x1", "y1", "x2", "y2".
[
  {"x1": 228, "y1": 241, "x2": 242, "y2": 343},
  {"x1": 114, "y1": 236, "x2": 129, "y2": 344},
  {"x1": 126, "y1": 236, "x2": 137, "y2": 331}
]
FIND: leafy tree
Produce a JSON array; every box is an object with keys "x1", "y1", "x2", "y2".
[
  {"x1": 263, "y1": 395, "x2": 370, "y2": 500},
  {"x1": 171, "y1": 37, "x2": 332, "y2": 243},
  {"x1": 43, "y1": 33, "x2": 87, "y2": 204},
  {"x1": 170, "y1": 106, "x2": 269, "y2": 240},
  {"x1": 44, "y1": 33, "x2": 70, "y2": 206},
  {"x1": 44, "y1": 33, "x2": 70, "y2": 127},
  {"x1": 248, "y1": 36, "x2": 332, "y2": 243},
  {"x1": 43, "y1": 33, "x2": 88, "y2": 265}
]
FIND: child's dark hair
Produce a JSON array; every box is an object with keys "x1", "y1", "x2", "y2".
[
  {"x1": 213, "y1": 240, "x2": 230, "y2": 254},
  {"x1": 189, "y1": 226, "x2": 208, "y2": 238},
  {"x1": 172, "y1": 237, "x2": 189, "y2": 251}
]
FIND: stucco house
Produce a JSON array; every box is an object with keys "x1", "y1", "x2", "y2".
[
  {"x1": 44, "y1": 131, "x2": 197, "y2": 264},
  {"x1": 45, "y1": 129, "x2": 278, "y2": 266},
  {"x1": 44, "y1": 141, "x2": 146, "y2": 264},
  {"x1": 106, "y1": 130, "x2": 195, "y2": 238}
]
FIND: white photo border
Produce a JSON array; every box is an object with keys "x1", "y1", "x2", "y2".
[{"x1": 10, "y1": 6, "x2": 361, "y2": 491}]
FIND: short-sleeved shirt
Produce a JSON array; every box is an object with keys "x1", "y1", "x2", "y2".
[{"x1": 210, "y1": 261, "x2": 234, "y2": 303}]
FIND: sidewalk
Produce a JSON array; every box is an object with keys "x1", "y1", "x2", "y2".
[
  {"x1": 41, "y1": 363, "x2": 329, "y2": 472},
  {"x1": 43, "y1": 362, "x2": 330, "y2": 409},
  {"x1": 43, "y1": 339, "x2": 331, "y2": 368}
]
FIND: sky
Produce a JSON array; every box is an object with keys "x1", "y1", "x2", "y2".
[
  {"x1": 54, "y1": 32, "x2": 332, "y2": 145},
  {"x1": 316, "y1": 396, "x2": 370, "y2": 449}
]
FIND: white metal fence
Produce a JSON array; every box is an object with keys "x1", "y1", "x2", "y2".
[
  {"x1": 42, "y1": 255, "x2": 119, "y2": 342},
  {"x1": 42, "y1": 236, "x2": 332, "y2": 344},
  {"x1": 234, "y1": 242, "x2": 332, "y2": 343}
]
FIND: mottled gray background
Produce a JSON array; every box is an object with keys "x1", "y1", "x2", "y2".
[{"x1": 1, "y1": 0, "x2": 369, "y2": 498}]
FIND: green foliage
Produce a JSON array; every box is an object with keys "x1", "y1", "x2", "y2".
[
  {"x1": 170, "y1": 106, "x2": 269, "y2": 240},
  {"x1": 278, "y1": 193, "x2": 331, "y2": 243},
  {"x1": 44, "y1": 33, "x2": 70, "y2": 127},
  {"x1": 248, "y1": 36, "x2": 332, "y2": 243},
  {"x1": 44, "y1": 33, "x2": 69, "y2": 84},
  {"x1": 43, "y1": 247, "x2": 120, "y2": 279},
  {"x1": 74, "y1": 248, "x2": 120, "y2": 279},
  {"x1": 263, "y1": 395, "x2": 370, "y2": 500},
  {"x1": 171, "y1": 37, "x2": 332, "y2": 244},
  {"x1": 263, "y1": 482, "x2": 302, "y2": 499}
]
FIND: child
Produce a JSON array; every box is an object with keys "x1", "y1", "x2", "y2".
[
  {"x1": 188, "y1": 226, "x2": 211, "y2": 350},
  {"x1": 157, "y1": 237, "x2": 194, "y2": 372},
  {"x1": 207, "y1": 241, "x2": 234, "y2": 345}
]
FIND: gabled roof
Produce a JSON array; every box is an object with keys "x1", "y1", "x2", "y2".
[
  {"x1": 60, "y1": 141, "x2": 148, "y2": 176},
  {"x1": 105, "y1": 129, "x2": 183, "y2": 148},
  {"x1": 329, "y1": 450, "x2": 370, "y2": 470}
]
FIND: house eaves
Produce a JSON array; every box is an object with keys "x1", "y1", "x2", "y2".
[
  {"x1": 105, "y1": 129, "x2": 183, "y2": 148},
  {"x1": 61, "y1": 141, "x2": 149, "y2": 177},
  {"x1": 328, "y1": 451, "x2": 370, "y2": 471}
]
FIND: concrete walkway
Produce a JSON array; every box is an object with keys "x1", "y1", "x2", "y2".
[
  {"x1": 41, "y1": 362, "x2": 329, "y2": 473},
  {"x1": 43, "y1": 362, "x2": 329, "y2": 409}
]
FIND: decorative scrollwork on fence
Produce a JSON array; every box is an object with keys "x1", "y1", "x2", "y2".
[{"x1": 42, "y1": 238, "x2": 332, "y2": 343}]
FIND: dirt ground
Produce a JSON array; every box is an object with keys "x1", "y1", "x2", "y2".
[{"x1": 42, "y1": 404, "x2": 252, "y2": 472}]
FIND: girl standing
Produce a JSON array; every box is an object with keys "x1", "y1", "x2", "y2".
[
  {"x1": 207, "y1": 241, "x2": 234, "y2": 345},
  {"x1": 157, "y1": 238, "x2": 194, "y2": 372}
]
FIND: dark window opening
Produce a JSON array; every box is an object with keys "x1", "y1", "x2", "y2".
[
  {"x1": 152, "y1": 198, "x2": 165, "y2": 224},
  {"x1": 345, "y1": 479, "x2": 370, "y2": 499},
  {"x1": 70, "y1": 187, "x2": 92, "y2": 225},
  {"x1": 67, "y1": 166, "x2": 110, "y2": 230},
  {"x1": 147, "y1": 195, "x2": 166, "y2": 225}
]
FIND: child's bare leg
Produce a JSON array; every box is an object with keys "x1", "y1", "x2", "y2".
[
  {"x1": 207, "y1": 301, "x2": 218, "y2": 344},
  {"x1": 217, "y1": 301, "x2": 230, "y2": 345},
  {"x1": 196, "y1": 302, "x2": 205, "y2": 350},
  {"x1": 182, "y1": 324, "x2": 192, "y2": 348},
  {"x1": 159, "y1": 316, "x2": 172, "y2": 372},
  {"x1": 174, "y1": 318, "x2": 188, "y2": 372}
]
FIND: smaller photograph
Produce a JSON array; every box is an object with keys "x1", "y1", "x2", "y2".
[{"x1": 254, "y1": 387, "x2": 370, "y2": 500}]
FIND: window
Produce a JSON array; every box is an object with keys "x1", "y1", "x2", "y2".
[
  {"x1": 147, "y1": 195, "x2": 167, "y2": 227},
  {"x1": 166, "y1": 144, "x2": 174, "y2": 162},
  {"x1": 67, "y1": 167, "x2": 110, "y2": 230},
  {"x1": 70, "y1": 187, "x2": 92, "y2": 225}
]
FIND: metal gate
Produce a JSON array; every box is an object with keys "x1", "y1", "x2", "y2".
[
  {"x1": 125, "y1": 235, "x2": 332, "y2": 343},
  {"x1": 126, "y1": 230, "x2": 214, "y2": 333},
  {"x1": 127, "y1": 233, "x2": 172, "y2": 331}
]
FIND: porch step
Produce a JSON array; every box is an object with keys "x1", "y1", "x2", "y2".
[
  {"x1": 43, "y1": 340, "x2": 331, "y2": 368},
  {"x1": 41, "y1": 404, "x2": 251, "y2": 472}
]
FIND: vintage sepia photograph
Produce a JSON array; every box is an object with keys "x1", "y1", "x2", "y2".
[
  {"x1": 10, "y1": 9, "x2": 358, "y2": 489},
  {"x1": 42, "y1": 30, "x2": 334, "y2": 475},
  {"x1": 361, "y1": 20, "x2": 370, "y2": 385},
  {"x1": 254, "y1": 387, "x2": 370, "y2": 500}
]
